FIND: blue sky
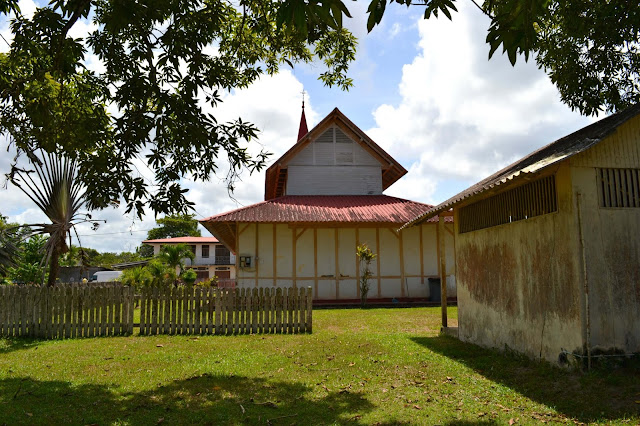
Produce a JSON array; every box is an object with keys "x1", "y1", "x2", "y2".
[{"x1": 1, "y1": 0, "x2": 595, "y2": 252}]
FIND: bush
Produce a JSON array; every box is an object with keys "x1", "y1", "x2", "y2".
[
  {"x1": 119, "y1": 266, "x2": 152, "y2": 290},
  {"x1": 181, "y1": 269, "x2": 197, "y2": 286},
  {"x1": 146, "y1": 259, "x2": 177, "y2": 288},
  {"x1": 195, "y1": 276, "x2": 219, "y2": 288}
]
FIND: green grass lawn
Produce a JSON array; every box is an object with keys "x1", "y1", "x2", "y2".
[{"x1": 0, "y1": 307, "x2": 638, "y2": 425}]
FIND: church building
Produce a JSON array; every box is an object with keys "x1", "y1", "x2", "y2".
[{"x1": 201, "y1": 107, "x2": 455, "y2": 301}]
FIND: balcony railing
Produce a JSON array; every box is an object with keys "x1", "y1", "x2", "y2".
[
  {"x1": 188, "y1": 255, "x2": 236, "y2": 266},
  {"x1": 214, "y1": 255, "x2": 233, "y2": 264}
]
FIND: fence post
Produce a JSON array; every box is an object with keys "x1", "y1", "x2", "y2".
[{"x1": 307, "y1": 286, "x2": 313, "y2": 333}]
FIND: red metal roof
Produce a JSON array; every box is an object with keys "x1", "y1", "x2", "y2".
[
  {"x1": 143, "y1": 236, "x2": 219, "y2": 244},
  {"x1": 201, "y1": 195, "x2": 448, "y2": 224}
]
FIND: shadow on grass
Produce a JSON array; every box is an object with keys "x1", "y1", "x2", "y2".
[
  {"x1": 412, "y1": 335, "x2": 640, "y2": 423},
  {"x1": 0, "y1": 373, "x2": 374, "y2": 424},
  {"x1": 0, "y1": 338, "x2": 44, "y2": 355}
]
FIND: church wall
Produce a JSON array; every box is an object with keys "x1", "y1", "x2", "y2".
[{"x1": 233, "y1": 222, "x2": 455, "y2": 301}]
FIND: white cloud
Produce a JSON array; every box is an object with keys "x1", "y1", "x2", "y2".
[
  {"x1": 389, "y1": 22, "x2": 402, "y2": 39},
  {"x1": 370, "y1": 1, "x2": 593, "y2": 204}
]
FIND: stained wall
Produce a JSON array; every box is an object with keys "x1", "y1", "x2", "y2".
[{"x1": 455, "y1": 163, "x2": 584, "y2": 363}]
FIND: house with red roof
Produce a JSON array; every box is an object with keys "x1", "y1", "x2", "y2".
[
  {"x1": 142, "y1": 236, "x2": 236, "y2": 283},
  {"x1": 201, "y1": 106, "x2": 454, "y2": 301}
]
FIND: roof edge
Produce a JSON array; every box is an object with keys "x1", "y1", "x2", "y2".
[{"x1": 401, "y1": 102, "x2": 640, "y2": 229}]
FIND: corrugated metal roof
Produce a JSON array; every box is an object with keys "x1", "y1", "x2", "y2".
[
  {"x1": 401, "y1": 103, "x2": 640, "y2": 229},
  {"x1": 201, "y1": 195, "x2": 451, "y2": 224},
  {"x1": 143, "y1": 236, "x2": 219, "y2": 244}
]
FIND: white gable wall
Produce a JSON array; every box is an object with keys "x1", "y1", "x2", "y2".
[
  {"x1": 286, "y1": 126, "x2": 383, "y2": 195},
  {"x1": 287, "y1": 166, "x2": 382, "y2": 195}
]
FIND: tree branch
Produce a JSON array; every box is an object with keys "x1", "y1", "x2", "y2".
[
  {"x1": 54, "y1": 0, "x2": 92, "y2": 71},
  {"x1": 469, "y1": 0, "x2": 493, "y2": 19}
]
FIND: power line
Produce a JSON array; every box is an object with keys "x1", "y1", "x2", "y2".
[{"x1": 76, "y1": 229, "x2": 152, "y2": 237}]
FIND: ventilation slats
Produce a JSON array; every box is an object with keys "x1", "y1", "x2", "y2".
[
  {"x1": 459, "y1": 175, "x2": 558, "y2": 234},
  {"x1": 599, "y1": 168, "x2": 640, "y2": 208}
]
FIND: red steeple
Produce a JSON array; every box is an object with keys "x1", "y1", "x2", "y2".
[{"x1": 297, "y1": 95, "x2": 308, "y2": 142}]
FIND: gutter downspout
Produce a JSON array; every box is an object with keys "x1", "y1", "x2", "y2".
[{"x1": 576, "y1": 192, "x2": 591, "y2": 371}]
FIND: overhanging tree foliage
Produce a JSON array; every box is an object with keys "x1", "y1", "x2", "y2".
[
  {"x1": 0, "y1": 0, "x2": 357, "y2": 218},
  {"x1": 364, "y1": 0, "x2": 640, "y2": 116}
]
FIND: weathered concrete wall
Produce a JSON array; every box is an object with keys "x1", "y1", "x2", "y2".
[
  {"x1": 455, "y1": 164, "x2": 584, "y2": 363},
  {"x1": 235, "y1": 222, "x2": 455, "y2": 300},
  {"x1": 570, "y1": 115, "x2": 640, "y2": 354}
]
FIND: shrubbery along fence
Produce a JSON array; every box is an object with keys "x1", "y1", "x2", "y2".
[{"x1": 0, "y1": 284, "x2": 312, "y2": 338}]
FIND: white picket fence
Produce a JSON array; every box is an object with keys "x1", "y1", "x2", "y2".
[
  {"x1": 0, "y1": 284, "x2": 313, "y2": 339},
  {"x1": 139, "y1": 286, "x2": 313, "y2": 335}
]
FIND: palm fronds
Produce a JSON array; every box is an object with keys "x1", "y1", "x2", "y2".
[{"x1": 8, "y1": 151, "x2": 96, "y2": 285}]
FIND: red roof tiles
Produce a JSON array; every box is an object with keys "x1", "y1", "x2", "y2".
[{"x1": 143, "y1": 236, "x2": 219, "y2": 244}]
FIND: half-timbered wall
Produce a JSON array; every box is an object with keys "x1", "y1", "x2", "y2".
[{"x1": 234, "y1": 222, "x2": 455, "y2": 300}]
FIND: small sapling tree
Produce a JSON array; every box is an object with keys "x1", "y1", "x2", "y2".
[{"x1": 356, "y1": 244, "x2": 376, "y2": 308}]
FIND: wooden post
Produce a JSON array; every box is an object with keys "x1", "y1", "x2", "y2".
[
  {"x1": 255, "y1": 224, "x2": 260, "y2": 288},
  {"x1": 313, "y1": 229, "x2": 318, "y2": 298},
  {"x1": 438, "y1": 216, "x2": 448, "y2": 328},
  {"x1": 334, "y1": 229, "x2": 339, "y2": 299},
  {"x1": 399, "y1": 229, "x2": 405, "y2": 298},
  {"x1": 376, "y1": 228, "x2": 381, "y2": 298},
  {"x1": 419, "y1": 225, "x2": 424, "y2": 284},
  {"x1": 355, "y1": 228, "x2": 360, "y2": 299},
  {"x1": 292, "y1": 229, "x2": 297, "y2": 288},
  {"x1": 273, "y1": 224, "x2": 277, "y2": 287},
  {"x1": 214, "y1": 288, "x2": 221, "y2": 334},
  {"x1": 306, "y1": 286, "x2": 313, "y2": 333},
  {"x1": 276, "y1": 288, "x2": 282, "y2": 333}
]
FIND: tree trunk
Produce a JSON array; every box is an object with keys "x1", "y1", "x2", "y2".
[{"x1": 47, "y1": 245, "x2": 60, "y2": 287}]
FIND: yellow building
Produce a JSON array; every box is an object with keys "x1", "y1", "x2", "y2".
[
  {"x1": 201, "y1": 107, "x2": 455, "y2": 302},
  {"x1": 404, "y1": 104, "x2": 640, "y2": 365}
]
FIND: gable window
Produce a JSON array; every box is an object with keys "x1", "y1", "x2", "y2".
[
  {"x1": 313, "y1": 127, "x2": 355, "y2": 165},
  {"x1": 335, "y1": 128, "x2": 354, "y2": 164},
  {"x1": 459, "y1": 175, "x2": 557, "y2": 233},
  {"x1": 202, "y1": 244, "x2": 209, "y2": 258},
  {"x1": 598, "y1": 168, "x2": 640, "y2": 208}
]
